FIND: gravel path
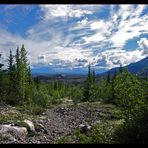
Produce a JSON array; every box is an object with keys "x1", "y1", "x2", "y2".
[
  {"x1": 24, "y1": 106, "x2": 113, "y2": 144},
  {"x1": 0, "y1": 103, "x2": 114, "y2": 144}
]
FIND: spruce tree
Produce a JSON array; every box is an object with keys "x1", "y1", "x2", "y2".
[
  {"x1": 83, "y1": 64, "x2": 96, "y2": 102},
  {"x1": 19, "y1": 44, "x2": 30, "y2": 100},
  {"x1": 92, "y1": 69, "x2": 96, "y2": 83},
  {"x1": 28, "y1": 65, "x2": 31, "y2": 85},
  {"x1": 0, "y1": 54, "x2": 3, "y2": 70},
  {"x1": 107, "y1": 71, "x2": 110, "y2": 84},
  {"x1": 83, "y1": 64, "x2": 91, "y2": 101},
  {"x1": 0, "y1": 54, "x2": 4, "y2": 97},
  {"x1": 8, "y1": 49, "x2": 16, "y2": 94},
  {"x1": 119, "y1": 64, "x2": 123, "y2": 74}
]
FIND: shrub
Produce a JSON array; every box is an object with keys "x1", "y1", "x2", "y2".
[{"x1": 33, "y1": 91, "x2": 49, "y2": 108}]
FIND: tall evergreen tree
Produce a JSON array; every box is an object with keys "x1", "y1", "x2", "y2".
[
  {"x1": 119, "y1": 64, "x2": 123, "y2": 74},
  {"x1": 83, "y1": 64, "x2": 96, "y2": 102},
  {"x1": 19, "y1": 44, "x2": 30, "y2": 100},
  {"x1": 83, "y1": 64, "x2": 91, "y2": 101},
  {"x1": 88, "y1": 63, "x2": 91, "y2": 81},
  {"x1": 0, "y1": 54, "x2": 4, "y2": 97},
  {"x1": 92, "y1": 69, "x2": 96, "y2": 83},
  {"x1": 28, "y1": 65, "x2": 31, "y2": 85},
  {"x1": 34, "y1": 76, "x2": 40, "y2": 90},
  {"x1": 107, "y1": 71, "x2": 111, "y2": 84},
  {"x1": 8, "y1": 49, "x2": 16, "y2": 94},
  {"x1": 15, "y1": 46, "x2": 21, "y2": 96},
  {"x1": 0, "y1": 54, "x2": 3, "y2": 70}
]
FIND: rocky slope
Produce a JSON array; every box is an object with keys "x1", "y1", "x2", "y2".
[{"x1": 0, "y1": 102, "x2": 116, "y2": 144}]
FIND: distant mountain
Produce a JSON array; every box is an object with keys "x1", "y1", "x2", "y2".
[
  {"x1": 31, "y1": 66, "x2": 107, "y2": 76},
  {"x1": 102, "y1": 56, "x2": 148, "y2": 75}
]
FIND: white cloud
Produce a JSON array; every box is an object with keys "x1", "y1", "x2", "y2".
[
  {"x1": 94, "y1": 48, "x2": 146, "y2": 69},
  {"x1": 83, "y1": 33, "x2": 106, "y2": 43},
  {"x1": 78, "y1": 17, "x2": 88, "y2": 26},
  {"x1": 81, "y1": 4, "x2": 148, "y2": 51},
  {"x1": 138, "y1": 38, "x2": 148, "y2": 55},
  {"x1": 108, "y1": 5, "x2": 148, "y2": 49},
  {"x1": 90, "y1": 20, "x2": 106, "y2": 30},
  {"x1": 40, "y1": 5, "x2": 93, "y2": 20}
]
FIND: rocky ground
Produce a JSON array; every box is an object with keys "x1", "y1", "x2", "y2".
[{"x1": 0, "y1": 101, "x2": 116, "y2": 144}]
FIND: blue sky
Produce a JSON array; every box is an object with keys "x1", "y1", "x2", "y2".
[{"x1": 0, "y1": 4, "x2": 148, "y2": 74}]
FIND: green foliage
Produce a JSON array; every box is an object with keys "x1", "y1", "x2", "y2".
[
  {"x1": 56, "y1": 136, "x2": 72, "y2": 144},
  {"x1": 18, "y1": 102, "x2": 45, "y2": 115},
  {"x1": 114, "y1": 70, "x2": 146, "y2": 121},
  {"x1": 69, "y1": 86, "x2": 83, "y2": 105},
  {"x1": 112, "y1": 69, "x2": 148, "y2": 143},
  {"x1": 114, "y1": 106, "x2": 148, "y2": 143},
  {"x1": 33, "y1": 91, "x2": 49, "y2": 107},
  {"x1": 83, "y1": 64, "x2": 97, "y2": 102},
  {"x1": 19, "y1": 44, "x2": 30, "y2": 100},
  {"x1": 74, "y1": 128, "x2": 92, "y2": 144},
  {"x1": 0, "y1": 72, "x2": 9, "y2": 101},
  {"x1": 8, "y1": 49, "x2": 17, "y2": 96},
  {"x1": 73, "y1": 120, "x2": 117, "y2": 144},
  {"x1": 90, "y1": 121, "x2": 115, "y2": 144}
]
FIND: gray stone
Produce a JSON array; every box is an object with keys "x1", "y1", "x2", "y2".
[
  {"x1": 79, "y1": 124, "x2": 91, "y2": 134},
  {"x1": 16, "y1": 119, "x2": 35, "y2": 133},
  {"x1": 0, "y1": 124, "x2": 28, "y2": 141},
  {"x1": 23, "y1": 119, "x2": 35, "y2": 133}
]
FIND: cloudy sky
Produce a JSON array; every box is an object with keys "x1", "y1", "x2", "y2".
[{"x1": 0, "y1": 4, "x2": 148, "y2": 74}]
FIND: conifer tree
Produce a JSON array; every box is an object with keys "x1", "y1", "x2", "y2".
[
  {"x1": 8, "y1": 49, "x2": 16, "y2": 94},
  {"x1": 107, "y1": 71, "x2": 111, "y2": 84},
  {"x1": 0, "y1": 54, "x2": 3, "y2": 70},
  {"x1": 0, "y1": 54, "x2": 4, "y2": 97},
  {"x1": 83, "y1": 64, "x2": 96, "y2": 102},
  {"x1": 119, "y1": 63, "x2": 123, "y2": 74},
  {"x1": 19, "y1": 44, "x2": 30, "y2": 100},
  {"x1": 28, "y1": 65, "x2": 31, "y2": 85},
  {"x1": 83, "y1": 64, "x2": 91, "y2": 101},
  {"x1": 8, "y1": 49, "x2": 14, "y2": 93},
  {"x1": 92, "y1": 69, "x2": 96, "y2": 83}
]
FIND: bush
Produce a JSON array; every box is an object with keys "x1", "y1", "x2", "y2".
[
  {"x1": 69, "y1": 86, "x2": 83, "y2": 105},
  {"x1": 18, "y1": 102, "x2": 45, "y2": 115},
  {"x1": 90, "y1": 121, "x2": 115, "y2": 144},
  {"x1": 114, "y1": 105, "x2": 148, "y2": 144},
  {"x1": 74, "y1": 128, "x2": 92, "y2": 144},
  {"x1": 33, "y1": 91, "x2": 49, "y2": 108}
]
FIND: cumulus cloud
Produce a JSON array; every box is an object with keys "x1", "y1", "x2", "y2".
[
  {"x1": 40, "y1": 5, "x2": 93, "y2": 20},
  {"x1": 94, "y1": 48, "x2": 145, "y2": 69},
  {"x1": 138, "y1": 38, "x2": 148, "y2": 55},
  {"x1": 77, "y1": 17, "x2": 88, "y2": 26},
  {"x1": 90, "y1": 20, "x2": 106, "y2": 30}
]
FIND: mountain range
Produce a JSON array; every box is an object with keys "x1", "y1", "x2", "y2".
[
  {"x1": 102, "y1": 56, "x2": 148, "y2": 75},
  {"x1": 32, "y1": 56, "x2": 148, "y2": 76}
]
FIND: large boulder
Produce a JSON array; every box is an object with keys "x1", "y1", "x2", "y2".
[{"x1": 0, "y1": 124, "x2": 28, "y2": 142}]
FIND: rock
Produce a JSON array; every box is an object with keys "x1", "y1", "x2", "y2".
[
  {"x1": 23, "y1": 120, "x2": 35, "y2": 133},
  {"x1": 79, "y1": 124, "x2": 91, "y2": 134},
  {"x1": 0, "y1": 124, "x2": 28, "y2": 142},
  {"x1": 35, "y1": 123, "x2": 48, "y2": 134},
  {"x1": 16, "y1": 119, "x2": 35, "y2": 133}
]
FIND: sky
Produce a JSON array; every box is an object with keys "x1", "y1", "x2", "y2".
[{"x1": 0, "y1": 4, "x2": 148, "y2": 74}]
